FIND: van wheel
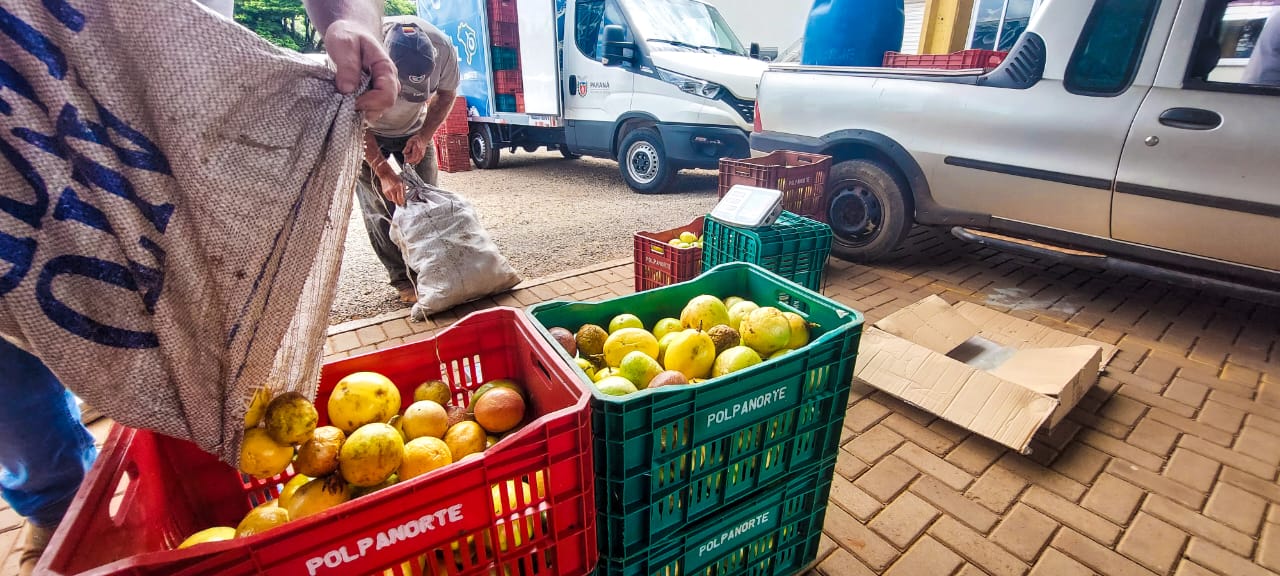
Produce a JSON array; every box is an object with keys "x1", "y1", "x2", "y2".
[
  {"x1": 619, "y1": 128, "x2": 675, "y2": 194},
  {"x1": 469, "y1": 126, "x2": 500, "y2": 169},
  {"x1": 826, "y1": 158, "x2": 912, "y2": 261}
]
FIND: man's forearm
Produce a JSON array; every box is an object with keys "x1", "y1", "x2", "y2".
[
  {"x1": 363, "y1": 131, "x2": 389, "y2": 172},
  {"x1": 418, "y1": 90, "x2": 457, "y2": 139},
  {"x1": 303, "y1": 0, "x2": 383, "y2": 39}
]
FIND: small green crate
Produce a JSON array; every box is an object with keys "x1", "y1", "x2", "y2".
[
  {"x1": 491, "y1": 46, "x2": 519, "y2": 70},
  {"x1": 702, "y1": 211, "x2": 833, "y2": 293},
  {"x1": 597, "y1": 458, "x2": 835, "y2": 576},
  {"x1": 496, "y1": 93, "x2": 518, "y2": 112},
  {"x1": 527, "y1": 262, "x2": 861, "y2": 560}
]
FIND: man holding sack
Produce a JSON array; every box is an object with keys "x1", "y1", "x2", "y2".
[{"x1": 356, "y1": 16, "x2": 461, "y2": 304}]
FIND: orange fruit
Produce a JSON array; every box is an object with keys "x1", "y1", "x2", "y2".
[
  {"x1": 400, "y1": 437, "x2": 453, "y2": 480},
  {"x1": 401, "y1": 401, "x2": 449, "y2": 440},
  {"x1": 444, "y1": 421, "x2": 486, "y2": 460},
  {"x1": 472, "y1": 388, "x2": 526, "y2": 434}
]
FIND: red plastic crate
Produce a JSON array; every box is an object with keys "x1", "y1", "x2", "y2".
[
  {"x1": 632, "y1": 216, "x2": 703, "y2": 292},
  {"x1": 515, "y1": 94, "x2": 525, "y2": 114},
  {"x1": 441, "y1": 96, "x2": 469, "y2": 135},
  {"x1": 488, "y1": 0, "x2": 517, "y2": 23},
  {"x1": 717, "y1": 151, "x2": 832, "y2": 223},
  {"x1": 435, "y1": 134, "x2": 472, "y2": 173},
  {"x1": 489, "y1": 21, "x2": 519, "y2": 48},
  {"x1": 882, "y1": 49, "x2": 1008, "y2": 70},
  {"x1": 494, "y1": 70, "x2": 523, "y2": 95},
  {"x1": 42, "y1": 308, "x2": 595, "y2": 576}
]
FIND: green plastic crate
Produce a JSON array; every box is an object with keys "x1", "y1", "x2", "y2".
[
  {"x1": 702, "y1": 211, "x2": 833, "y2": 292},
  {"x1": 527, "y1": 262, "x2": 861, "y2": 560},
  {"x1": 496, "y1": 93, "x2": 517, "y2": 113},
  {"x1": 597, "y1": 457, "x2": 835, "y2": 576},
  {"x1": 491, "y1": 46, "x2": 519, "y2": 70}
]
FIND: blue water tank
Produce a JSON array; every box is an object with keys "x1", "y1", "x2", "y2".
[{"x1": 802, "y1": 0, "x2": 905, "y2": 67}]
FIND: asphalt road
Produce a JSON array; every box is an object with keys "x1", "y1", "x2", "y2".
[{"x1": 329, "y1": 150, "x2": 721, "y2": 324}]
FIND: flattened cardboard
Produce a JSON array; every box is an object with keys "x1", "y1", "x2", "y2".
[{"x1": 854, "y1": 296, "x2": 1116, "y2": 453}]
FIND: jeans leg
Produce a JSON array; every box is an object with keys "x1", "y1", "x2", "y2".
[
  {"x1": 414, "y1": 139, "x2": 439, "y2": 187},
  {"x1": 0, "y1": 340, "x2": 97, "y2": 529},
  {"x1": 355, "y1": 164, "x2": 411, "y2": 289}
]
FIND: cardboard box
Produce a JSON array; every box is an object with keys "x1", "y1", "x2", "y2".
[{"x1": 854, "y1": 295, "x2": 1116, "y2": 452}]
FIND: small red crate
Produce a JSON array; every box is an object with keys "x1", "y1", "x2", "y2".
[
  {"x1": 515, "y1": 94, "x2": 525, "y2": 114},
  {"x1": 435, "y1": 133, "x2": 472, "y2": 173},
  {"x1": 718, "y1": 151, "x2": 832, "y2": 222},
  {"x1": 441, "y1": 96, "x2": 469, "y2": 135},
  {"x1": 42, "y1": 308, "x2": 595, "y2": 576},
  {"x1": 882, "y1": 49, "x2": 1008, "y2": 70},
  {"x1": 633, "y1": 216, "x2": 704, "y2": 292},
  {"x1": 494, "y1": 70, "x2": 523, "y2": 95},
  {"x1": 488, "y1": 0, "x2": 517, "y2": 23},
  {"x1": 489, "y1": 21, "x2": 519, "y2": 48}
]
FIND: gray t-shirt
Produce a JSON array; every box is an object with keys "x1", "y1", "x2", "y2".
[
  {"x1": 1243, "y1": 9, "x2": 1280, "y2": 86},
  {"x1": 369, "y1": 16, "x2": 462, "y2": 137}
]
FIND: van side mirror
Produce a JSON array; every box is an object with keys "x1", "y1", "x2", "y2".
[
  {"x1": 750, "y1": 42, "x2": 760, "y2": 59},
  {"x1": 603, "y1": 24, "x2": 635, "y2": 66}
]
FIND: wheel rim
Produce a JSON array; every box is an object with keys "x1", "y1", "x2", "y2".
[
  {"x1": 470, "y1": 133, "x2": 488, "y2": 163},
  {"x1": 626, "y1": 141, "x2": 660, "y2": 185},
  {"x1": 828, "y1": 181, "x2": 885, "y2": 246}
]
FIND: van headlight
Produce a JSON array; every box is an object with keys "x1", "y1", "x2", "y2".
[{"x1": 656, "y1": 68, "x2": 722, "y2": 99}]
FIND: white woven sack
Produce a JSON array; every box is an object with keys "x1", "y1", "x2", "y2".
[
  {"x1": 391, "y1": 166, "x2": 521, "y2": 321},
  {"x1": 0, "y1": 0, "x2": 361, "y2": 465}
]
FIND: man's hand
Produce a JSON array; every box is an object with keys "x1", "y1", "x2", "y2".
[
  {"x1": 375, "y1": 164, "x2": 407, "y2": 206},
  {"x1": 323, "y1": 20, "x2": 399, "y2": 120},
  {"x1": 403, "y1": 132, "x2": 432, "y2": 165}
]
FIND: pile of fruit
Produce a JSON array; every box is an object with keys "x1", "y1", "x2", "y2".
[
  {"x1": 667, "y1": 230, "x2": 704, "y2": 250},
  {"x1": 545, "y1": 294, "x2": 812, "y2": 396},
  {"x1": 176, "y1": 374, "x2": 529, "y2": 549}
]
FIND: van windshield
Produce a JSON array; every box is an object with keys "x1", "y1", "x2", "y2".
[{"x1": 622, "y1": 0, "x2": 747, "y2": 56}]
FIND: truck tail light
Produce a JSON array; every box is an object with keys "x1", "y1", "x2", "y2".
[{"x1": 753, "y1": 101, "x2": 762, "y2": 133}]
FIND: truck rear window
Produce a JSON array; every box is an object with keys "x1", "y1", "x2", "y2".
[{"x1": 1065, "y1": 0, "x2": 1162, "y2": 96}]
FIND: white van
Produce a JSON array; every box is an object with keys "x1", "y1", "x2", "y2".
[{"x1": 422, "y1": 0, "x2": 767, "y2": 192}]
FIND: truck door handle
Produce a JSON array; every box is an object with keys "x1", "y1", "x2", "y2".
[{"x1": 1158, "y1": 108, "x2": 1222, "y2": 130}]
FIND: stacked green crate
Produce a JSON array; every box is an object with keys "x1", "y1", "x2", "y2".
[
  {"x1": 702, "y1": 211, "x2": 833, "y2": 292},
  {"x1": 528, "y1": 263, "x2": 862, "y2": 575}
]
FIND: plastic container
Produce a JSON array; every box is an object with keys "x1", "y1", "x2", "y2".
[
  {"x1": 516, "y1": 94, "x2": 526, "y2": 114},
  {"x1": 496, "y1": 94, "x2": 518, "y2": 113},
  {"x1": 489, "y1": 21, "x2": 520, "y2": 49},
  {"x1": 597, "y1": 458, "x2": 835, "y2": 576},
  {"x1": 491, "y1": 47, "x2": 519, "y2": 71},
  {"x1": 527, "y1": 262, "x2": 861, "y2": 560},
  {"x1": 632, "y1": 216, "x2": 704, "y2": 292},
  {"x1": 44, "y1": 308, "x2": 596, "y2": 576},
  {"x1": 434, "y1": 134, "x2": 472, "y2": 173},
  {"x1": 702, "y1": 212, "x2": 833, "y2": 293},
  {"x1": 803, "y1": 0, "x2": 903, "y2": 66},
  {"x1": 441, "y1": 96, "x2": 470, "y2": 135},
  {"x1": 882, "y1": 49, "x2": 1008, "y2": 70},
  {"x1": 488, "y1": 0, "x2": 517, "y2": 23},
  {"x1": 494, "y1": 70, "x2": 523, "y2": 95},
  {"x1": 717, "y1": 151, "x2": 831, "y2": 223}
]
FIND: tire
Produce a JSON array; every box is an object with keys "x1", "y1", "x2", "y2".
[
  {"x1": 558, "y1": 145, "x2": 581, "y2": 160},
  {"x1": 617, "y1": 127, "x2": 675, "y2": 194},
  {"x1": 825, "y1": 158, "x2": 913, "y2": 261},
  {"x1": 469, "y1": 125, "x2": 500, "y2": 169}
]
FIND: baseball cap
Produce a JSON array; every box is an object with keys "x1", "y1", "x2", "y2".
[{"x1": 386, "y1": 23, "x2": 437, "y2": 103}]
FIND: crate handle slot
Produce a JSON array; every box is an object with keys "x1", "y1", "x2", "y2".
[
  {"x1": 649, "y1": 245, "x2": 666, "y2": 255},
  {"x1": 108, "y1": 463, "x2": 139, "y2": 526}
]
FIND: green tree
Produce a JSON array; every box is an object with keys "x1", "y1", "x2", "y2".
[{"x1": 235, "y1": 1, "x2": 419, "y2": 51}]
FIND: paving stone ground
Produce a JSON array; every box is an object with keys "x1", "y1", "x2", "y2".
[{"x1": 8, "y1": 226, "x2": 1278, "y2": 575}]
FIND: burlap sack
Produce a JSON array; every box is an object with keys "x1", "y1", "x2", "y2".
[{"x1": 0, "y1": 0, "x2": 361, "y2": 465}]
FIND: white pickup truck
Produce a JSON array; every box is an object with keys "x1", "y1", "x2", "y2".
[{"x1": 751, "y1": 0, "x2": 1280, "y2": 287}]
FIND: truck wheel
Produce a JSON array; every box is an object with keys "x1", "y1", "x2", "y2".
[
  {"x1": 469, "y1": 126, "x2": 500, "y2": 169},
  {"x1": 826, "y1": 158, "x2": 912, "y2": 261},
  {"x1": 618, "y1": 128, "x2": 675, "y2": 194}
]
